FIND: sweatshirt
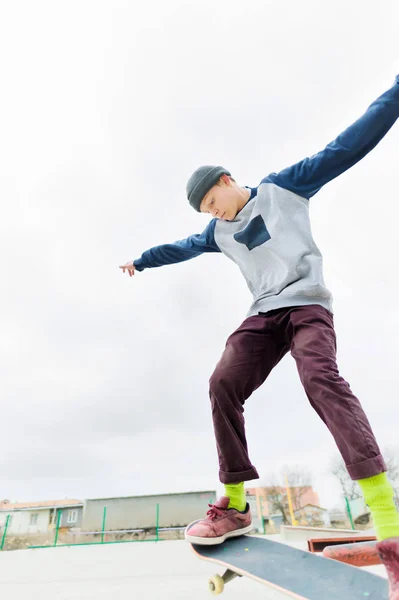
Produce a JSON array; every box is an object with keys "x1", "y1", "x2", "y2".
[{"x1": 133, "y1": 76, "x2": 399, "y2": 317}]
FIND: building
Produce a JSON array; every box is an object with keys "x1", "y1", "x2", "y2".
[
  {"x1": 246, "y1": 494, "x2": 284, "y2": 532},
  {"x1": 82, "y1": 491, "x2": 217, "y2": 532},
  {"x1": 0, "y1": 499, "x2": 83, "y2": 535},
  {"x1": 246, "y1": 485, "x2": 321, "y2": 523},
  {"x1": 294, "y1": 504, "x2": 331, "y2": 527}
]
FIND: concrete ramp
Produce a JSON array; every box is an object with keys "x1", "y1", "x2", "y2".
[{"x1": 0, "y1": 537, "x2": 387, "y2": 599}]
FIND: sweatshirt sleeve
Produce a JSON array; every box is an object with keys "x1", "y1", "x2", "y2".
[
  {"x1": 133, "y1": 219, "x2": 220, "y2": 271},
  {"x1": 262, "y1": 75, "x2": 399, "y2": 199}
]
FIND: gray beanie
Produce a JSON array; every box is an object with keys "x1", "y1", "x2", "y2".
[{"x1": 186, "y1": 165, "x2": 231, "y2": 212}]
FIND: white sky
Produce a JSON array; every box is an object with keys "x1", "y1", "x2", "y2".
[{"x1": 1, "y1": 0, "x2": 399, "y2": 511}]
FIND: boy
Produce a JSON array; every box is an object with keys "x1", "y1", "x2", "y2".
[{"x1": 121, "y1": 76, "x2": 399, "y2": 595}]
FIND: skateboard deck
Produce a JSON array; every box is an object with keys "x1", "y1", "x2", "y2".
[{"x1": 190, "y1": 534, "x2": 388, "y2": 598}]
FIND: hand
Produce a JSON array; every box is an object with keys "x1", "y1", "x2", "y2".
[{"x1": 119, "y1": 261, "x2": 136, "y2": 277}]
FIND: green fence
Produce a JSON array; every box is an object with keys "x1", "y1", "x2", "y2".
[
  {"x1": 30, "y1": 503, "x2": 167, "y2": 549},
  {"x1": 0, "y1": 503, "x2": 188, "y2": 551},
  {"x1": 0, "y1": 515, "x2": 10, "y2": 550}
]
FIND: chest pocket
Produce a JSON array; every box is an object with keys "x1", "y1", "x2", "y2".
[{"x1": 233, "y1": 214, "x2": 271, "y2": 251}]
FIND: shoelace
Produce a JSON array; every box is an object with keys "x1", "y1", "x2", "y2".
[{"x1": 206, "y1": 503, "x2": 227, "y2": 521}]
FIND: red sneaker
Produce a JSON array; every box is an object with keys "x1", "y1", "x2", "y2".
[
  {"x1": 377, "y1": 537, "x2": 399, "y2": 599},
  {"x1": 184, "y1": 496, "x2": 252, "y2": 545}
]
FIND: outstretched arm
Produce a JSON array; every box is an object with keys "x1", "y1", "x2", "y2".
[
  {"x1": 263, "y1": 75, "x2": 399, "y2": 199},
  {"x1": 119, "y1": 219, "x2": 220, "y2": 276}
]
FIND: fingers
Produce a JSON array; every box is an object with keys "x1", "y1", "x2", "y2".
[{"x1": 119, "y1": 264, "x2": 135, "y2": 276}]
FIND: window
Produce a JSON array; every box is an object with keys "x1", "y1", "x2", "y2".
[
  {"x1": 67, "y1": 510, "x2": 77, "y2": 524},
  {"x1": 30, "y1": 513, "x2": 39, "y2": 526}
]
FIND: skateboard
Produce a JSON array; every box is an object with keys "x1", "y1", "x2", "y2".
[{"x1": 190, "y1": 534, "x2": 388, "y2": 598}]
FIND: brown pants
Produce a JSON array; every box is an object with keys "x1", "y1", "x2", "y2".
[{"x1": 209, "y1": 304, "x2": 386, "y2": 484}]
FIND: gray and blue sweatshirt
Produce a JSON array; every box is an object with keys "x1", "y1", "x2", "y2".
[{"x1": 134, "y1": 77, "x2": 399, "y2": 317}]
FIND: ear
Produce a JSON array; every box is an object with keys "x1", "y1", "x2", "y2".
[{"x1": 220, "y1": 174, "x2": 231, "y2": 186}]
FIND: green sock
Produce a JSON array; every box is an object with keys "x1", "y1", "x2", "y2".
[
  {"x1": 224, "y1": 482, "x2": 246, "y2": 511},
  {"x1": 357, "y1": 472, "x2": 399, "y2": 541}
]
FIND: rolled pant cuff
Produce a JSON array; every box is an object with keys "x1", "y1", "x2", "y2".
[
  {"x1": 347, "y1": 454, "x2": 387, "y2": 480},
  {"x1": 219, "y1": 466, "x2": 259, "y2": 484}
]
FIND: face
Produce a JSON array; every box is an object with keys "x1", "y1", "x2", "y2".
[{"x1": 200, "y1": 176, "x2": 242, "y2": 221}]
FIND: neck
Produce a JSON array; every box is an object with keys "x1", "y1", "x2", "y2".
[{"x1": 237, "y1": 187, "x2": 251, "y2": 211}]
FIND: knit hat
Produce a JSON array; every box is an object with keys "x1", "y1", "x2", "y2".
[{"x1": 186, "y1": 165, "x2": 231, "y2": 212}]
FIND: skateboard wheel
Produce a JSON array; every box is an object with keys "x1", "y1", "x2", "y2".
[{"x1": 208, "y1": 574, "x2": 224, "y2": 595}]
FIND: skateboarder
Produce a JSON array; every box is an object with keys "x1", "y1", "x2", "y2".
[{"x1": 120, "y1": 75, "x2": 399, "y2": 597}]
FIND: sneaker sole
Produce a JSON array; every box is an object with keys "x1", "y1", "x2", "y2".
[{"x1": 184, "y1": 521, "x2": 253, "y2": 545}]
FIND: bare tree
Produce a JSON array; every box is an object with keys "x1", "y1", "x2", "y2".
[
  {"x1": 284, "y1": 465, "x2": 313, "y2": 511},
  {"x1": 330, "y1": 456, "x2": 361, "y2": 501},
  {"x1": 263, "y1": 475, "x2": 290, "y2": 525},
  {"x1": 330, "y1": 446, "x2": 399, "y2": 503},
  {"x1": 259, "y1": 466, "x2": 314, "y2": 524},
  {"x1": 383, "y1": 447, "x2": 399, "y2": 505}
]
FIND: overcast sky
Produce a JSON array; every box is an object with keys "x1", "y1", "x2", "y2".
[{"x1": 1, "y1": 0, "x2": 399, "y2": 511}]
